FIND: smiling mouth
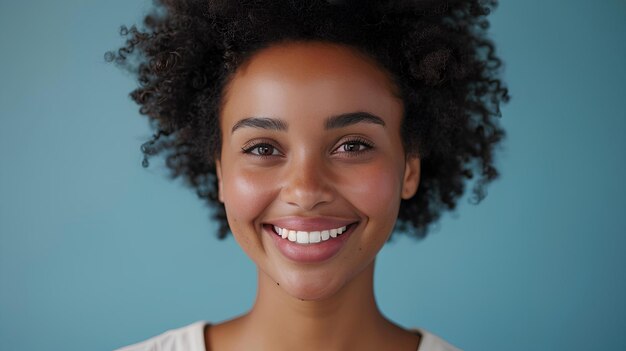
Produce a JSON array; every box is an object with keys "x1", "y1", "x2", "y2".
[{"x1": 270, "y1": 224, "x2": 355, "y2": 245}]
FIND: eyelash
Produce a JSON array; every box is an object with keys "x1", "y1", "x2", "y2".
[
  {"x1": 240, "y1": 137, "x2": 375, "y2": 158},
  {"x1": 241, "y1": 141, "x2": 281, "y2": 158},
  {"x1": 333, "y1": 137, "x2": 374, "y2": 156}
]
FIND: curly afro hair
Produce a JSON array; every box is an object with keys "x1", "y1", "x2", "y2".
[{"x1": 107, "y1": 0, "x2": 509, "y2": 240}]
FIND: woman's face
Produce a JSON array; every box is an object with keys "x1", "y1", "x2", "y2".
[{"x1": 216, "y1": 42, "x2": 420, "y2": 300}]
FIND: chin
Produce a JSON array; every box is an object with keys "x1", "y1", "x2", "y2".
[{"x1": 279, "y1": 270, "x2": 347, "y2": 301}]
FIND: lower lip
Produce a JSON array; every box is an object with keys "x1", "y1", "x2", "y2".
[{"x1": 267, "y1": 225, "x2": 355, "y2": 264}]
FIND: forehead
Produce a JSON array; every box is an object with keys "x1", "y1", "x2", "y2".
[{"x1": 220, "y1": 42, "x2": 403, "y2": 125}]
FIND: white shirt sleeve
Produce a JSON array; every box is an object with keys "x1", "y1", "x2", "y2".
[
  {"x1": 113, "y1": 321, "x2": 207, "y2": 351},
  {"x1": 414, "y1": 328, "x2": 462, "y2": 351},
  {"x1": 113, "y1": 321, "x2": 460, "y2": 351}
]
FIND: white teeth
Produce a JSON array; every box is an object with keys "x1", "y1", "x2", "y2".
[
  {"x1": 321, "y1": 230, "x2": 330, "y2": 241},
  {"x1": 277, "y1": 227, "x2": 286, "y2": 239},
  {"x1": 310, "y1": 231, "x2": 321, "y2": 243},
  {"x1": 330, "y1": 229, "x2": 338, "y2": 238},
  {"x1": 288, "y1": 230, "x2": 297, "y2": 242},
  {"x1": 296, "y1": 231, "x2": 308, "y2": 244},
  {"x1": 272, "y1": 224, "x2": 351, "y2": 245}
]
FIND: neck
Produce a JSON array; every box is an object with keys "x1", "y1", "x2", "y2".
[{"x1": 243, "y1": 261, "x2": 389, "y2": 350}]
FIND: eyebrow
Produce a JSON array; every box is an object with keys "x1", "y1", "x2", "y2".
[
  {"x1": 230, "y1": 111, "x2": 385, "y2": 134},
  {"x1": 231, "y1": 117, "x2": 288, "y2": 134},
  {"x1": 324, "y1": 112, "x2": 386, "y2": 129}
]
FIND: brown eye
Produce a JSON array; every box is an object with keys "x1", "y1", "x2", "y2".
[
  {"x1": 256, "y1": 145, "x2": 274, "y2": 155},
  {"x1": 342, "y1": 142, "x2": 361, "y2": 152},
  {"x1": 337, "y1": 139, "x2": 373, "y2": 154},
  {"x1": 242, "y1": 143, "x2": 280, "y2": 157}
]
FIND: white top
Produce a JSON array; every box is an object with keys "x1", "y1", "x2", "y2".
[{"x1": 115, "y1": 321, "x2": 461, "y2": 351}]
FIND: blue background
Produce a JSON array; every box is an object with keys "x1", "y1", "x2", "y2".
[{"x1": 1, "y1": 0, "x2": 625, "y2": 350}]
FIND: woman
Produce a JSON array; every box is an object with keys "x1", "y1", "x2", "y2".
[{"x1": 109, "y1": 1, "x2": 508, "y2": 350}]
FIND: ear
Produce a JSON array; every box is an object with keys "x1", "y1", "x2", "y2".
[
  {"x1": 401, "y1": 156, "x2": 420, "y2": 200},
  {"x1": 215, "y1": 159, "x2": 224, "y2": 203}
]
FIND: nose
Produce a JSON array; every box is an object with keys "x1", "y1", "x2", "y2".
[{"x1": 279, "y1": 153, "x2": 335, "y2": 211}]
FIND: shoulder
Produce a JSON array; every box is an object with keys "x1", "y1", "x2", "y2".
[
  {"x1": 114, "y1": 321, "x2": 208, "y2": 351},
  {"x1": 414, "y1": 328, "x2": 462, "y2": 351}
]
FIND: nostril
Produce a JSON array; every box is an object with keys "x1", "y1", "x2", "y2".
[{"x1": 279, "y1": 175, "x2": 335, "y2": 209}]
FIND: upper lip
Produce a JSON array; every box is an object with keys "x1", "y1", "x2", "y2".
[{"x1": 265, "y1": 216, "x2": 358, "y2": 232}]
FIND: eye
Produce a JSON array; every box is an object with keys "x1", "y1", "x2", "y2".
[
  {"x1": 341, "y1": 142, "x2": 366, "y2": 152},
  {"x1": 334, "y1": 138, "x2": 374, "y2": 155},
  {"x1": 242, "y1": 142, "x2": 281, "y2": 157}
]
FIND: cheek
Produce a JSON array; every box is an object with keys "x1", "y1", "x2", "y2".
[
  {"x1": 341, "y1": 162, "x2": 403, "y2": 222},
  {"x1": 221, "y1": 166, "x2": 279, "y2": 257},
  {"x1": 222, "y1": 166, "x2": 277, "y2": 224}
]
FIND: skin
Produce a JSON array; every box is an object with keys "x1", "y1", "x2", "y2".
[{"x1": 209, "y1": 42, "x2": 421, "y2": 351}]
